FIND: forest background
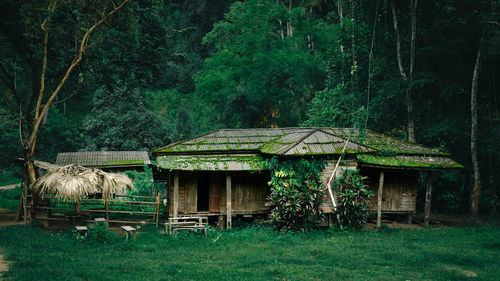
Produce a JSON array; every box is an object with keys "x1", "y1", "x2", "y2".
[{"x1": 0, "y1": 0, "x2": 498, "y2": 215}]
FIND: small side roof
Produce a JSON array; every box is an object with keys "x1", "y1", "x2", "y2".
[
  {"x1": 56, "y1": 151, "x2": 150, "y2": 168},
  {"x1": 157, "y1": 154, "x2": 264, "y2": 171},
  {"x1": 357, "y1": 154, "x2": 463, "y2": 170}
]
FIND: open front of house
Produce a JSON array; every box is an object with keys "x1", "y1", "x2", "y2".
[{"x1": 152, "y1": 128, "x2": 462, "y2": 227}]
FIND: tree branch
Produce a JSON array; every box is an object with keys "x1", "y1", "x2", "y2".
[
  {"x1": 34, "y1": 0, "x2": 58, "y2": 121},
  {"x1": 27, "y1": 0, "x2": 132, "y2": 156}
]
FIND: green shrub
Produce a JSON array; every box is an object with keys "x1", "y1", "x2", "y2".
[
  {"x1": 87, "y1": 220, "x2": 110, "y2": 242},
  {"x1": 333, "y1": 169, "x2": 373, "y2": 231},
  {"x1": 125, "y1": 166, "x2": 156, "y2": 197},
  {"x1": 264, "y1": 157, "x2": 325, "y2": 231}
]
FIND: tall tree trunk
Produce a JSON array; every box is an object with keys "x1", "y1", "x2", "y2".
[
  {"x1": 470, "y1": 33, "x2": 485, "y2": 217},
  {"x1": 366, "y1": 0, "x2": 380, "y2": 128},
  {"x1": 407, "y1": 0, "x2": 417, "y2": 142},
  {"x1": 390, "y1": 0, "x2": 417, "y2": 142},
  {"x1": 489, "y1": 156, "x2": 497, "y2": 215}
]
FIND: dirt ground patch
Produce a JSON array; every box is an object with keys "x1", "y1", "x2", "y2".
[
  {"x1": 0, "y1": 208, "x2": 22, "y2": 229},
  {"x1": 0, "y1": 248, "x2": 9, "y2": 279}
]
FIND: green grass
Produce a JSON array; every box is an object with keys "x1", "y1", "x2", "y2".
[{"x1": 0, "y1": 224, "x2": 499, "y2": 281}]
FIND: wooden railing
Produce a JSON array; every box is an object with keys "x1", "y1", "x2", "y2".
[{"x1": 27, "y1": 192, "x2": 161, "y2": 226}]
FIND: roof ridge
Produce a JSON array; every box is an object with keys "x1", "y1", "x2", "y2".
[
  {"x1": 318, "y1": 128, "x2": 374, "y2": 152},
  {"x1": 277, "y1": 128, "x2": 320, "y2": 155}
]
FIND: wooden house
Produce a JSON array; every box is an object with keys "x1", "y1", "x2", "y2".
[
  {"x1": 152, "y1": 128, "x2": 462, "y2": 228},
  {"x1": 55, "y1": 151, "x2": 150, "y2": 172}
]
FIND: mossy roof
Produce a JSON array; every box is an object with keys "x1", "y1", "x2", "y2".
[
  {"x1": 156, "y1": 154, "x2": 264, "y2": 171},
  {"x1": 327, "y1": 128, "x2": 448, "y2": 155},
  {"x1": 154, "y1": 128, "x2": 375, "y2": 156},
  {"x1": 56, "y1": 151, "x2": 150, "y2": 167},
  {"x1": 153, "y1": 127, "x2": 461, "y2": 170},
  {"x1": 357, "y1": 154, "x2": 464, "y2": 169}
]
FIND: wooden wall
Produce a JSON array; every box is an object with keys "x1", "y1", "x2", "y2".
[
  {"x1": 169, "y1": 171, "x2": 270, "y2": 215},
  {"x1": 232, "y1": 172, "x2": 269, "y2": 212},
  {"x1": 320, "y1": 160, "x2": 357, "y2": 213},
  {"x1": 362, "y1": 169, "x2": 418, "y2": 213},
  {"x1": 169, "y1": 172, "x2": 197, "y2": 214}
]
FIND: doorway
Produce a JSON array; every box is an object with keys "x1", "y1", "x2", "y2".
[{"x1": 197, "y1": 172, "x2": 209, "y2": 211}]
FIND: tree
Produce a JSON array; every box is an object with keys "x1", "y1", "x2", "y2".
[
  {"x1": 83, "y1": 84, "x2": 166, "y2": 151},
  {"x1": 390, "y1": 0, "x2": 418, "y2": 142},
  {"x1": 470, "y1": 0, "x2": 498, "y2": 216},
  {"x1": 0, "y1": 0, "x2": 131, "y2": 222},
  {"x1": 191, "y1": 0, "x2": 329, "y2": 131}
]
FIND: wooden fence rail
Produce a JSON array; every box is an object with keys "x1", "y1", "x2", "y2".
[{"x1": 27, "y1": 192, "x2": 161, "y2": 227}]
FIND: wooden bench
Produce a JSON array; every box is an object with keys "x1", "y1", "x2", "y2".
[
  {"x1": 120, "y1": 226, "x2": 137, "y2": 242},
  {"x1": 75, "y1": 226, "x2": 88, "y2": 239},
  {"x1": 165, "y1": 216, "x2": 207, "y2": 236}
]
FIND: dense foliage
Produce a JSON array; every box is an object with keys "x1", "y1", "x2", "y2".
[
  {"x1": 124, "y1": 166, "x2": 158, "y2": 197},
  {"x1": 333, "y1": 169, "x2": 373, "y2": 231},
  {"x1": 264, "y1": 157, "x2": 326, "y2": 231},
  {"x1": 0, "y1": 0, "x2": 498, "y2": 213}
]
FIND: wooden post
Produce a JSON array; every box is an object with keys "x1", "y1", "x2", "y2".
[
  {"x1": 155, "y1": 191, "x2": 161, "y2": 227},
  {"x1": 377, "y1": 171, "x2": 385, "y2": 228},
  {"x1": 424, "y1": 171, "x2": 433, "y2": 227},
  {"x1": 105, "y1": 200, "x2": 109, "y2": 222},
  {"x1": 173, "y1": 171, "x2": 179, "y2": 219},
  {"x1": 226, "y1": 172, "x2": 232, "y2": 229},
  {"x1": 22, "y1": 189, "x2": 28, "y2": 224}
]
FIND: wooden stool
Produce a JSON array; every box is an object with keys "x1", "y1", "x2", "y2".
[
  {"x1": 95, "y1": 218, "x2": 106, "y2": 224},
  {"x1": 75, "y1": 226, "x2": 88, "y2": 239},
  {"x1": 120, "y1": 226, "x2": 136, "y2": 242}
]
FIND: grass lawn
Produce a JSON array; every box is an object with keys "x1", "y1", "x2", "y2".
[{"x1": 0, "y1": 224, "x2": 498, "y2": 281}]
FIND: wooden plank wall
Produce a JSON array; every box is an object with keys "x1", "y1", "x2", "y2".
[
  {"x1": 209, "y1": 173, "x2": 225, "y2": 213},
  {"x1": 232, "y1": 172, "x2": 269, "y2": 212},
  {"x1": 169, "y1": 172, "x2": 197, "y2": 214},
  {"x1": 362, "y1": 169, "x2": 418, "y2": 212},
  {"x1": 169, "y1": 171, "x2": 270, "y2": 215},
  {"x1": 320, "y1": 160, "x2": 357, "y2": 213}
]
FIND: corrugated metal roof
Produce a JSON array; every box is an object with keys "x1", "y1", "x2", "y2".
[
  {"x1": 56, "y1": 151, "x2": 150, "y2": 167},
  {"x1": 157, "y1": 154, "x2": 264, "y2": 171}
]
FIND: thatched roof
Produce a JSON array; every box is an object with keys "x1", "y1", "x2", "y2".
[
  {"x1": 32, "y1": 164, "x2": 134, "y2": 202},
  {"x1": 56, "y1": 151, "x2": 150, "y2": 168}
]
